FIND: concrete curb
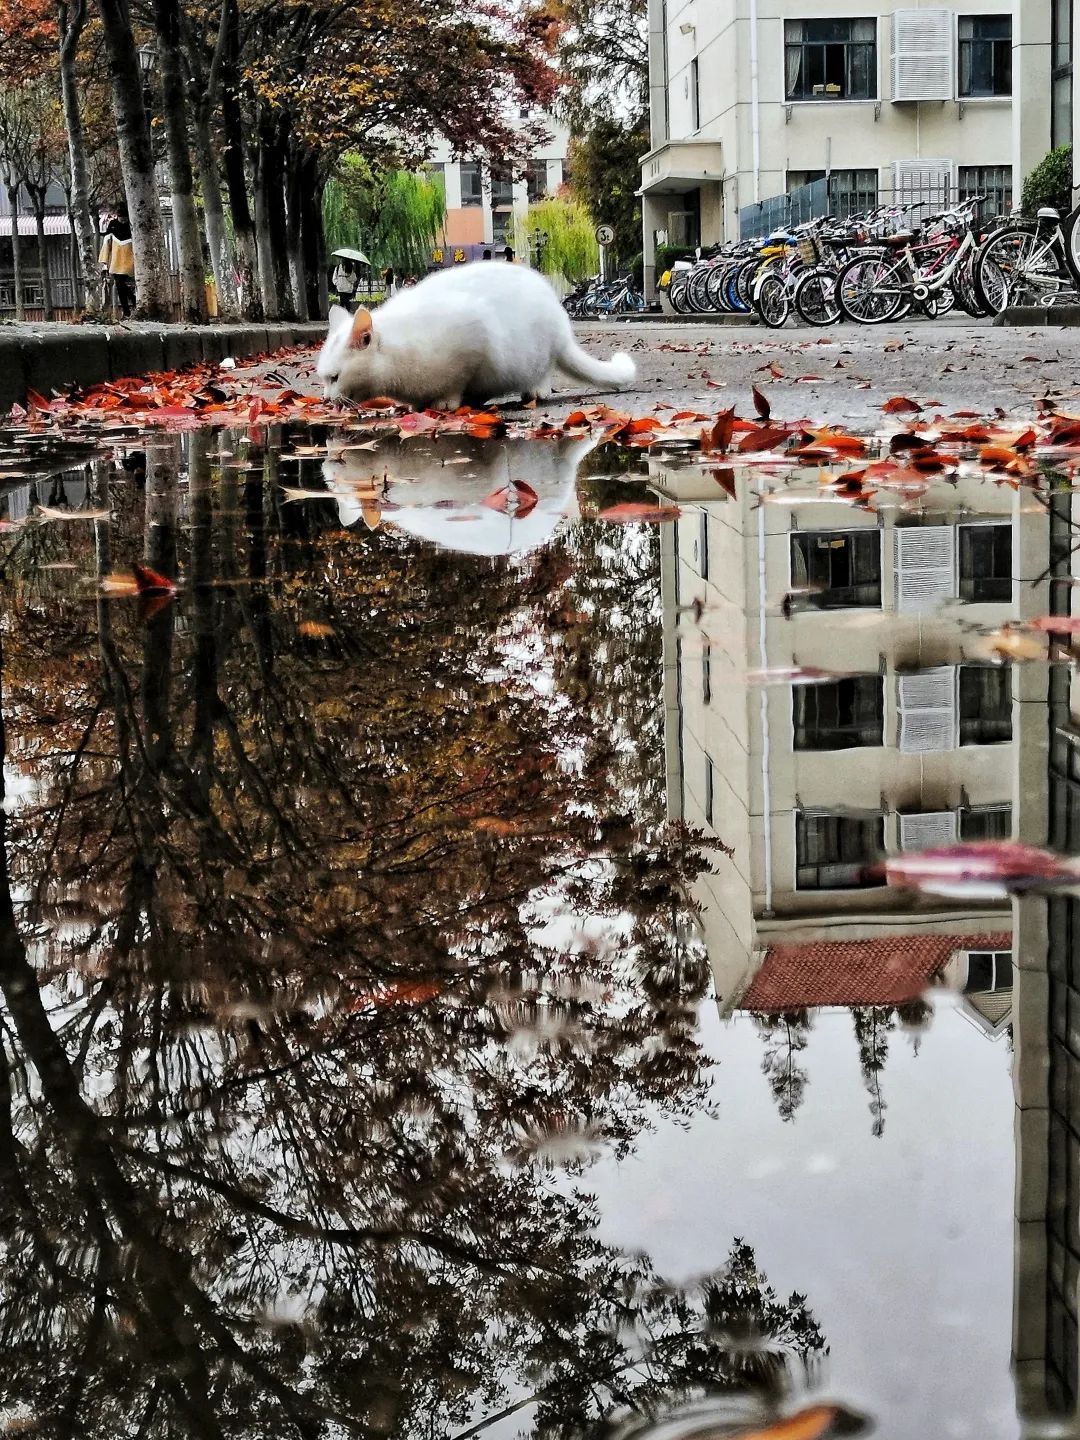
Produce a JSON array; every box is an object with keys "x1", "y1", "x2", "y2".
[
  {"x1": 0, "y1": 321, "x2": 325, "y2": 414},
  {"x1": 993, "y1": 306, "x2": 1080, "y2": 327}
]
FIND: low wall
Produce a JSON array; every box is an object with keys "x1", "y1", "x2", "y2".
[{"x1": 0, "y1": 322, "x2": 326, "y2": 413}]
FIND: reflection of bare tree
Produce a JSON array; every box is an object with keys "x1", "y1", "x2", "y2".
[
  {"x1": 0, "y1": 438, "x2": 827, "y2": 1435},
  {"x1": 754, "y1": 1012, "x2": 813, "y2": 1124}
]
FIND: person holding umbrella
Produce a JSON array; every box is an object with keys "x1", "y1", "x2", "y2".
[{"x1": 330, "y1": 247, "x2": 368, "y2": 311}]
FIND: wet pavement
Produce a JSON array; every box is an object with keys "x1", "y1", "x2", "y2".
[{"x1": 0, "y1": 342, "x2": 1079, "y2": 1439}]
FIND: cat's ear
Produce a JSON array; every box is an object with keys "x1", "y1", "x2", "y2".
[
  {"x1": 327, "y1": 304, "x2": 352, "y2": 332},
  {"x1": 349, "y1": 308, "x2": 374, "y2": 350}
]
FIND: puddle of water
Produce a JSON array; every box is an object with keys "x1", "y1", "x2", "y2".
[{"x1": 0, "y1": 409, "x2": 1077, "y2": 1439}]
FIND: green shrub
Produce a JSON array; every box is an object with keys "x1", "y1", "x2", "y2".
[
  {"x1": 654, "y1": 245, "x2": 696, "y2": 277},
  {"x1": 1021, "y1": 145, "x2": 1074, "y2": 217}
]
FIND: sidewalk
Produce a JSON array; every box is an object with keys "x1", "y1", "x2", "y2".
[{"x1": 0, "y1": 320, "x2": 327, "y2": 412}]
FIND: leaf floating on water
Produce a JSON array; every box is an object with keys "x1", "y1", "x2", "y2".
[
  {"x1": 737, "y1": 1403, "x2": 871, "y2": 1440},
  {"x1": 482, "y1": 479, "x2": 539, "y2": 518},
  {"x1": 298, "y1": 620, "x2": 335, "y2": 638},
  {"x1": 132, "y1": 564, "x2": 177, "y2": 597},
  {"x1": 747, "y1": 665, "x2": 859, "y2": 687},
  {"x1": 751, "y1": 384, "x2": 771, "y2": 421},
  {"x1": 703, "y1": 407, "x2": 736, "y2": 455},
  {"x1": 877, "y1": 842, "x2": 1080, "y2": 898},
  {"x1": 100, "y1": 572, "x2": 141, "y2": 597},
  {"x1": 281, "y1": 486, "x2": 333, "y2": 503},
  {"x1": 596, "y1": 502, "x2": 681, "y2": 523},
  {"x1": 36, "y1": 505, "x2": 110, "y2": 522}
]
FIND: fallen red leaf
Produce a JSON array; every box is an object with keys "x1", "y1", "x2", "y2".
[
  {"x1": 752, "y1": 384, "x2": 771, "y2": 421},
  {"x1": 882, "y1": 396, "x2": 922, "y2": 414},
  {"x1": 132, "y1": 563, "x2": 177, "y2": 597},
  {"x1": 703, "y1": 407, "x2": 735, "y2": 454},
  {"x1": 737, "y1": 424, "x2": 790, "y2": 454}
]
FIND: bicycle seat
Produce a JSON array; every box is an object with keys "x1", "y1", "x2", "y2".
[{"x1": 881, "y1": 232, "x2": 915, "y2": 246}]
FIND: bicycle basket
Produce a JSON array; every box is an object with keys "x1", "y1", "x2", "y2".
[{"x1": 797, "y1": 235, "x2": 824, "y2": 265}]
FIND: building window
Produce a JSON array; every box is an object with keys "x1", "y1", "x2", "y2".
[
  {"x1": 1052, "y1": 0, "x2": 1074, "y2": 149},
  {"x1": 525, "y1": 161, "x2": 548, "y2": 204},
  {"x1": 793, "y1": 675, "x2": 884, "y2": 751},
  {"x1": 490, "y1": 167, "x2": 515, "y2": 210},
  {"x1": 690, "y1": 56, "x2": 701, "y2": 131},
  {"x1": 960, "y1": 804, "x2": 1012, "y2": 841},
  {"x1": 958, "y1": 522, "x2": 1011, "y2": 603},
  {"x1": 958, "y1": 165, "x2": 1013, "y2": 215},
  {"x1": 705, "y1": 755, "x2": 714, "y2": 827},
  {"x1": 790, "y1": 530, "x2": 881, "y2": 608},
  {"x1": 698, "y1": 511, "x2": 709, "y2": 579},
  {"x1": 702, "y1": 638, "x2": 712, "y2": 705},
  {"x1": 796, "y1": 812, "x2": 885, "y2": 890},
  {"x1": 958, "y1": 15, "x2": 1012, "y2": 97},
  {"x1": 460, "y1": 161, "x2": 483, "y2": 207},
  {"x1": 959, "y1": 665, "x2": 1012, "y2": 746},
  {"x1": 784, "y1": 19, "x2": 877, "y2": 101},
  {"x1": 787, "y1": 169, "x2": 879, "y2": 217},
  {"x1": 963, "y1": 949, "x2": 1013, "y2": 993}
]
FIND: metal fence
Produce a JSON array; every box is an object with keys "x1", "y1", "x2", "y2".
[{"x1": 739, "y1": 177, "x2": 1012, "y2": 241}]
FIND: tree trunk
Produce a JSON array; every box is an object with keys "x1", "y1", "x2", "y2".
[
  {"x1": 219, "y1": 0, "x2": 260, "y2": 319},
  {"x1": 57, "y1": 0, "x2": 100, "y2": 317},
  {"x1": 253, "y1": 139, "x2": 278, "y2": 321},
  {"x1": 6, "y1": 184, "x2": 24, "y2": 322},
  {"x1": 178, "y1": 3, "x2": 235, "y2": 315},
  {"x1": 258, "y1": 113, "x2": 293, "y2": 320},
  {"x1": 94, "y1": 0, "x2": 171, "y2": 319},
  {"x1": 299, "y1": 152, "x2": 324, "y2": 320},
  {"x1": 284, "y1": 142, "x2": 307, "y2": 321},
  {"x1": 153, "y1": 0, "x2": 207, "y2": 323},
  {"x1": 30, "y1": 194, "x2": 54, "y2": 320}
]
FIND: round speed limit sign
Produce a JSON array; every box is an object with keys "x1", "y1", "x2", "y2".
[{"x1": 594, "y1": 223, "x2": 615, "y2": 246}]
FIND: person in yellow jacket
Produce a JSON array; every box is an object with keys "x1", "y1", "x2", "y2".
[{"x1": 99, "y1": 206, "x2": 135, "y2": 317}]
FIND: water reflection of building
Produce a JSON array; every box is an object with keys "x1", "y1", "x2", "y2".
[
  {"x1": 1011, "y1": 488, "x2": 1080, "y2": 1423},
  {"x1": 652, "y1": 456, "x2": 1048, "y2": 1024}
]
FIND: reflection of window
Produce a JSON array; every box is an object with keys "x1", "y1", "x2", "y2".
[
  {"x1": 958, "y1": 165, "x2": 1013, "y2": 216},
  {"x1": 959, "y1": 664, "x2": 1012, "y2": 746},
  {"x1": 784, "y1": 19, "x2": 877, "y2": 100},
  {"x1": 794, "y1": 675, "x2": 884, "y2": 751},
  {"x1": 1053, "y1": 0, "x2": 1074, "y2": 148},
  {"x1": 791, "y1": 530, "x2": 881, "y2": 608},
  {"x1": 705, "y1": 755, "x2": 714, "y2": 827},
  {"x1": 960, "y1": 804, "x2": 1012, "y2": 840},
  {"x1": 796, "y1": 812, "x2": 884, "y2": 890},
  {"x1": 959, "y1": 522, "x2": 1011, "y2": 603},
  {"x1": 690, "y1": 56, "x2": 700, "y2": 130},
  {"x1": 959, "y1": 15, "x2": 1012, "y2": 97},
  {"x1": 526, "y1": 161, "x2": 548, "y2": 203},
  {"x1": 699, "y1": 511, "x2": 709, "y2": 579},
  {"x1": 460, "y1": 161, "x2": 483, "y2": 207},
  {"x1": 963, "y1": 949, "x2": 1013, "y2": 992},
  {"x1": 702, "y1": 638, "x2": 712, "y2": 705},
  {"x1": 490, "y1": 167, "x2": 515, "y2": 209}
]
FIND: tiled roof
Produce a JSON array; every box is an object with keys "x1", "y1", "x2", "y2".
[{"x1": 741, "y1": 932, "x2": 1012, "y2": 1012}]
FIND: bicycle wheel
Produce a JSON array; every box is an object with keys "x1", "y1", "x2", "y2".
[
  {"x1": 975, "y1": 224, "x2": 1060, "y2": 313},
  {"x1": 793, "y1": 267, "x2": 840, "y2": 326},
  {"x1": 837, "y1": 253, "x2": 907, "y2": 324},
  {"x1": 1062, "y1": 204, "x2": 1080, "y2": 286},
  {"x1": 734, "y1": 257, "x2": 762, "y2": 310},
  {"x1": 669, "y1": 276, "x2": 691, "y2": 314},
  {"x1": 686, "y1": 265, "x2": 713, "y2": 312},
  {"x1": 706, "y1": 262, "x2": 735, "y2": 312},
  {"x1": 754, "y1": 272, "x2": 791, "y2": 328}
]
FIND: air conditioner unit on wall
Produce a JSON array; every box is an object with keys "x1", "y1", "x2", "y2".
[
  {"x1": 895, "y1": 525, "x2": 956, "y2": 614},
  {"x1": 897, "y1": 667, "x2": 957, "y2": 754},
  {"x1": 892, "y1": 9, "x2": 953, "y2": 102}
]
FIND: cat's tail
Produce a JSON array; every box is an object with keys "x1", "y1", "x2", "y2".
[{"x1": 555, "y1": 336, "x2": 637, "y2": 391}]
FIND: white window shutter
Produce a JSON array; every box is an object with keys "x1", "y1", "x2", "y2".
[
  {"x1": 898, "y1": 666, "x2": 957, "y2": 753},
  {"x1": 898, "y1": 810, "x2": 958, "y2": 850},
  {"x1": 892, "y1": 10, "x2": 953, "y2": 101},
  {"x1": 895, "y1": 526, "x2": 955, "y2": 614}
]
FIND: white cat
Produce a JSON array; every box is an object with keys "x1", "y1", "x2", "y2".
[
  {"x1": 316, "y1": 262, "x2": 636, "y2": 409},
  {"x1": 322, "y1": 433, "x2": 596, "y2": 556}
]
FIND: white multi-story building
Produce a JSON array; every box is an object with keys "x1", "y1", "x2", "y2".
[
  {"x1": 640, "y1": 3, "x2": 1078, "y2": 294},
  {"x1": 426, "y1": 119, "x2": 570, "y2": 262}
]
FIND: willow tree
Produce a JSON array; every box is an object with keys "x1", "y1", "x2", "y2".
[
  {"x1": 324, "y1": 160, "x2": 446, "y2": 276},
  {"x1": 511, "y1": 195, "x2": 599, "y2": 281}
]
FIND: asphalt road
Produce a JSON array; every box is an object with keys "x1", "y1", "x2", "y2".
[{"x1": 564, "y1": 317, "x2": 1080, "y2": 426}]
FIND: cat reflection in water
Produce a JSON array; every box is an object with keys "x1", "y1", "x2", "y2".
[{"x1": 322, "y1": 434, "x2": 597, "y2": 557}]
